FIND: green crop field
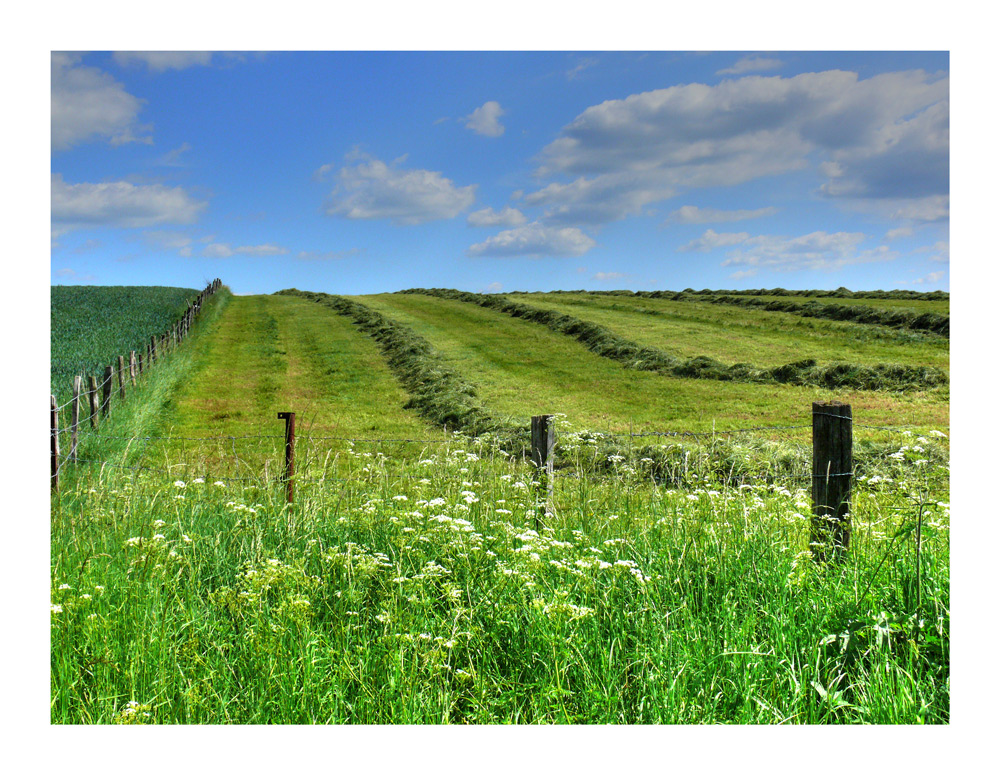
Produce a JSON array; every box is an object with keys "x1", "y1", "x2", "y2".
[
  {"x1": 51, "y1": 285, "x2": 200, "y2": 396},
  {"x1": 50, "y1": 284, "x2": 950, "y2": 725}
]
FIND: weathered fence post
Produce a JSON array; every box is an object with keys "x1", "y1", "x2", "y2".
[
  {"x1": 70, "y1": 376, "x2": 81, "y2": 462},
  {"x1": 117, "y1": 355, "x2": 127, "y2": 400},
  {"x1": 278, "y1": 411, "x2": 296, "y2": 505},
  {"x1": 811, "y1": 401, "x2": 853, "y2": 563},
  {"x1": 101, "y1": 365, "x2": 113, "y2": 417},
  {"x1": 150, "y1": 335, "x2": 157, "y2": 364},
  {"x1": 88, "y1": 376, "x2": 99, "y2": 429},
  {"x1": 531, "y1": 414, "x2": 555, "y2": 529},
  {"x1": 130, "y1": 351, "x2": 137, "y2": 386},
  {"x1": 51, "y1": 395, "x2": 59, "y2": 492}
]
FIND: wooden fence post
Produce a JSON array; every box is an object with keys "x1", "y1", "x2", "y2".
[
  {"x1": 101, "y1": 365, "x2": 113, "y2": 417},
  {"x1": 150, "y1": 335, "x2": 157, "y2": 364},
  {"x1": 130, "y1": 351, "x2": 137, "y2": 386},
  {"x1": 278, "y1": 411, "x2": 296, "y2": 505},
  {"x1": 117, "y1": 355, "x2": 127, "y2": 400},
  {"x1": 70, "y1": 376, "x2": 81, "y2": 462},
  {"x1": 531, "y1": 414, "x2": 555, "y2": 529},
  {"x1": 811, "y1": 401, "x2": 853, "y2": 563},
  {"x1": 51, "y1": 395, "x2": 59, "y2": 492},
  {"x1": 88, "y1": 376, "x2": 99, "y2": 429}
]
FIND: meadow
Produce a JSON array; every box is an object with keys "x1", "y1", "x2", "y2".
[{"x1": 50, "y1": 284, "x2": 950, "y2": 724}]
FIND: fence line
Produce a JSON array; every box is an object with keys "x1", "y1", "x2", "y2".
[{"x1": 51, "y1": 278, "x2": 222, "y2": 433}]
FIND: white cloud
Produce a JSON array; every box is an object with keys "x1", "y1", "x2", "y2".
[
  {"x1": 203, "y1": 243, "x2": 288, "y2": 258},
  {"x1": 52, "y1": 174, "x2": 207, "y2": 233},
  {"x1": 529, "y1": 69, "x2": 948, "y2": 225},
  {"x1": 51, "y1": 52, "x2": 149, "y2": 150},
  {"x1": 714, "y1": 230, "x2": 895, "y2": 273},
  {"x1": 717, "y1": 55, "x2": 784, "y2": 75},
  {"x1": 157, "y1": 143, "x2": 193, "y2": 167},
  {"x1": 915, "y1": 241, "x2": 950, "y2": 263},
  {"x1": 566, "y1": 58, "x2": 598, "y2": 80},
  {"x1": 483, "y1": 281, "x2": 504, "y2": 293},
  {"x1": 915, "y1": 271, "x2": 946, "y2": 284},
  {"x1": 666, "y1": 205, "x2": 778, "y2": 224},
  {"x1": 324, "y1": 154, "x2": 476, "y2": 225},
  {"x1": 112, "y1": 52, "x2": 213, "y2": 71},
  {"x1": 464, "y1": 101, "x2": 505, "y2": 137},
  {"x1": 467, "y1": 222, "x2": 596, "y2": 258},
  {"x1": 592, "y1": 271, "x2": 628, "y2": 282},
  {"x1": 524, "y1": 172, "x2": 676, "y2": 226},
  {"x1": 678, "y1": 229, "x2": 752, "y2": 252},
  {"x1": 467, "y1": 206, "x2": 527, "y2": 227},
  {"x1": 884, "y1": 226, "x2": 914, "y2": 240}
]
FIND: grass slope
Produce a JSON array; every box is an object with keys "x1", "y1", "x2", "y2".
[
  {"x1": 356, "y1": 292, "x2": 947, "y2": 433},
  {"x1": 398, "y1": 288, "x2": 946, "y2": 393},
  {"x1": 506, "y1": 292, "x2": 949, "y2": 372}
]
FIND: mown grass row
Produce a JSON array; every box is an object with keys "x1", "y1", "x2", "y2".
[
  {"x1": 545, "y1": 289, "x2": 949, "y2": 337},
  {"x1": 275, "y1": 289, "x2": 514, "y2": 440},
  {"x1": 705, "y1": 295, "x2": 949, "y2": 337},
  {"x1": 575, "y1": 287, "x2": 948, "y2": 301},
  {"x1": 400, "y1": 288, "x2": 947, "y2": 392},
  {"x1": 277, "y1": 288, "x2": 942, "y2": 488}
]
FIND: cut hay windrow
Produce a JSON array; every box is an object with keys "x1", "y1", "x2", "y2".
[
  {"x1": 534, "y1": 288, "x2": 949, "y2": 337},
  {"x1": 399, "y1": 288, "x2": 947, "y2": 392},
  {"x1": 275, "y1": 289, "x2": 519, "y2": 443}
]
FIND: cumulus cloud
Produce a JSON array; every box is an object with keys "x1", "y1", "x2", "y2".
[
  {"x1": 467, "y1": 206, "x2": 527, "y2": 227},
  {"x1": 51, "y1": 174, "x2": 207, "y2": 233},
  {"x1": 323, "y1": 154, "x2": 476, "y2": 225},
  {"x1": 203, "y1": 243, "x2": 288, "y2": 258},
  {"x1": 678, "y1": 229, "x2": 752, "y2": 252},
  {"x1": 717, "y1": 55, "x2": 784, "y2": 75},
  {"x1": 112, "y1": 52, "x2": 213, "y2": 71},
  {"x1": 701, "y1": 230, "x2": 897, "y2": 274},
  {"x1": 666, "y1": 205, "x2": 778, "y2": 224},
  {"x1": 884, "y1": 226, "x2": 914, "y2": 240},
  {"x1": 51, "y1": 52, "x2": 149, "y2": 150},
  {"x1": 566, "y1": 58, "x2": 598, "y2": 80},
  {"x1": 915, "y1": 241, "x2": 950, "y2": 263},
  {"x1": 464, "y1": 101, "x2": 505, "y2": 137},
  {"x1": 524, "y1": 172, "x2": 676, "y2": 226},
  {"x1": 528, "y1": 69, "x2": 948, "y2": 225},
  {"x1": 466, "y1": 222, "x2": 596, "y2": 258},
  {"x1": 157, "y1": 143, "x2": 193, "y2": 167}
]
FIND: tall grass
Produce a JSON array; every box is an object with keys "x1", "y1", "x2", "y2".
[{"x1": 51, "y1": 423, "x2": 949, "y2": 724}]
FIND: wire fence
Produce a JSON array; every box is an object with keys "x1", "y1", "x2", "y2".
[{"x1": 50, "y1": 410, "x2": 944, "y2": 497}]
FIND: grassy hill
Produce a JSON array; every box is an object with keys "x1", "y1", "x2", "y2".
[{"x1": 50, "y1": 284, "x2": 951, "y2": 725}]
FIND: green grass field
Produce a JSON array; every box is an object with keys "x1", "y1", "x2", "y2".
[
  {"x1": 357, "y1": 292, "x2": 948, "y2": 434},
  {"x1": 510, "y1": 292, "x2": 949, "y2": 372},
  {"x1": 50, "y1": 284, "x2": 950, "y2": 724}
]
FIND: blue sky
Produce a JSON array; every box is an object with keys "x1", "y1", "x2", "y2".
[{"x1": 51, "y1": 50, "x2": 949, "y2": 295}]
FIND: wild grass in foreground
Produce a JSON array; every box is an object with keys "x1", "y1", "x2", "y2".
[{"x1": 51, "y1": 429, "x2": 949, "y2": 724}]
